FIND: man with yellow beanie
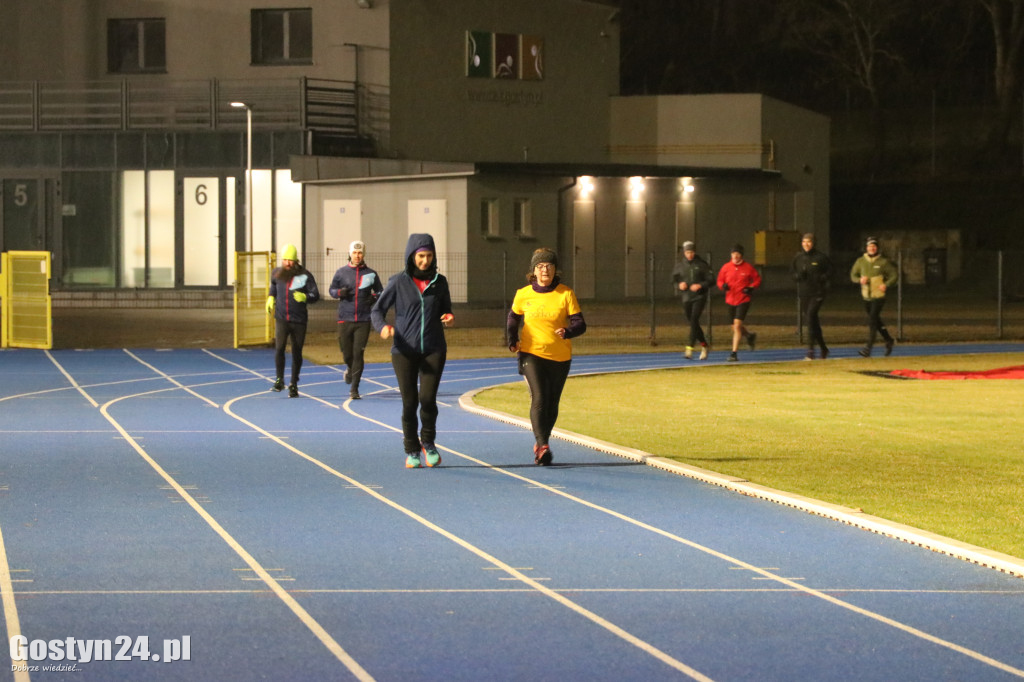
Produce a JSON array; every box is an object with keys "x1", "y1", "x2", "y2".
[{"x1": 267, "y1": 244, "x2": 320, "y2": 397}]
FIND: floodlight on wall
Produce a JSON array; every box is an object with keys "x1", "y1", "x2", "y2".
[
  {"x1": 579, "y1": 176, "x2": 595, "y2": 199},
  {"x1": 680, "y1": 177, "x2": 695, "y2": 195},
  {"x1": 356, "y1": 0, "x2": 373, "y2": 8},
  {"x1": 629, "y1": 176, "x2": 645, "y2": 200}
]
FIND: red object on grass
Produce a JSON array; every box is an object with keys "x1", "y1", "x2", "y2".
[{"x1": 890, "y1": 365, "x2": 1024, "y2": 380}]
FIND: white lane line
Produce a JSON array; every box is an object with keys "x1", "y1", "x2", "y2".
[
  {"x1": 212, "y1": 391, "x2": 713, "y2": 682},
  {"x1": 430, "y1": 442, "x2": 1024, "y2": 677},
  {"x1": 123, "y1": 349, "x2": 220, "y2": 408},
  {"x1": 0, "y1": 525, "x2": 31, "y2": 682},
  {"x1": 44, "y1": 353, "x2": 376, "y2": 682},
  {"x1": 44, "y1": 349, "x2": 99, "y2": 408}
]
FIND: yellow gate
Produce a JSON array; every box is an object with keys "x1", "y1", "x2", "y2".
[
  {"x1": 234, "y1": 251, "x2": 274, "y2": 348},
  {"x1": 1, "y1": 251, "x2": 52, "y2": 349}
]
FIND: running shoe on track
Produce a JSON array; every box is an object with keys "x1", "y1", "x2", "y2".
[{"x1": 422, "y1": 443, "x2": 441, "y2": 468}]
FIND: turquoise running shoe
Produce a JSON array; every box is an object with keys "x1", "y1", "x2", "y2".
[
  {"x1": 405, "y1": 453, "x2": 422, "y2": 469},
  {"x1": 422, "y1": 443, "x2": 441, "y2": 468}
]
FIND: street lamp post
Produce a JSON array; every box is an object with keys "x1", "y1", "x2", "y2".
[{"x1": 230, "y1": 102, "x2": 253, "y2": 251}]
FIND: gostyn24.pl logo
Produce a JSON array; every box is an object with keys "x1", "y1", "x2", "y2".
[{"x1": 10, "y1": 635, "x2": 191, "y2": 667}]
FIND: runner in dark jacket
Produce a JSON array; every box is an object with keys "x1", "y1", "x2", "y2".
[
  {"x1": 329, "y1": 240, "x2": 382, "y2": 399},
  {"x1": 267, "y1": 244, "x2": 320, "y2": 397},
  {"x1": 791, "y1": 233, "x2": 833, "y2": 360},
  {"x1": 671, "y1": 241, "x2": 715, "y2": 360},
  {"x1": 371, "y1": 233, "x2": 454, "y2": 468}
]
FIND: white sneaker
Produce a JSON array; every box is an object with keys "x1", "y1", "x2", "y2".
[
  {"x1": 699, "y1": 346, "x2": 708, "y2": 361},
  {"x1": 684, "y1": 346, "x2": 693, "y2": 360}
]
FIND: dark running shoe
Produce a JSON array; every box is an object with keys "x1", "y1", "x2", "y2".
[
  {"x1": 821, "y1": 347, "x2": 830, "y2": 360},
  {"x1": 884, "y1": 339, "x2": 894, "y2": 356},
  {"x1": 536, "y1": 445, "x2": 553, "y2": 466},
  {"x1": 288, "y1": 384, "x2": 298, "y2": 398},
  {"x1": 350, "y1": 391, "x2": 361, "y2": 400},
  {"x1": 272, "y1": 378, "x2": 284, "y2": 392},
  {"x1": 858, "y1": 347, "x2": 871, "y2": 358},
  {"x1": 728, "y1": 352, "x2": 738, "y2": 362},
  {"x1": 747, "y1": 332, "x2": 757, "y2": 350}
]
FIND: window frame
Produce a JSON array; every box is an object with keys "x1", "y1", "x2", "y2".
[
  {"x1": 513, "y1": 197, "x2": 533, "y2": 239},
  {"x1": 480, "y1": 198, "x2": 500, "y2": 239},
  {"x1": 107, "y1": 18, "x2": 167, "y2": 74},
  {"x1": 250, "y1": 8, "x2": 314, "y2": 66}
]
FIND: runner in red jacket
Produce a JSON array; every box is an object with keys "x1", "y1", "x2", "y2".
[{"x1": 717, "y1": 244, "x2": 761, "y2": 361}]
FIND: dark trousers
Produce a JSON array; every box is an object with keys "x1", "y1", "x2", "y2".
[
  {"x1": 802, "y1": 295, "x2": 827, "y2": 350},
  {"x1": 683, "y1": 298, "x2": 708, "y2": 347},
  {"x1": 520, "y1": 353, "x2": 572, "y2": 447},
  {"x1": 391, "y1": 351, "x2": 446, "y2": 453},
  {"x1": 274, "y1": 319, "x2": 307, "y2": 385},
  {"x1": 864, "y1": 298, "x2": 893, "y2": 348},
  {"x1": 338, "y1": 321, "x2": 371, "y2": 391}
]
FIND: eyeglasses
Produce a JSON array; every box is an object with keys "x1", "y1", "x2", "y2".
[{"x1": 535, "y1": 263, "x2": 555, "y2": 271}]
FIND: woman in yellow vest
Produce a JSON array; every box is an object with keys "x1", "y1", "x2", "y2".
[{"x1": 506, "y1": 248, "x2": 587, "y2": 465}]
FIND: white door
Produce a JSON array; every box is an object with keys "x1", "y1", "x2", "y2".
[
  {"x1": 183, "y1": 177, "x2": 220, "y2": 286},
  {"x1": 323, "y1": 199, "x2": 362, "y2": 292},
  {"x1": 573, "y1": 200, "x2": 595, "y2": 299},
  {"x1": 625, "y1": 200, "x2": 646, "y2": 298}
]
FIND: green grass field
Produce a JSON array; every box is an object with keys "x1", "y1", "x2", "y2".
[{"x1": 473, "y1": 352, "x2": 1024, "y2": 559}]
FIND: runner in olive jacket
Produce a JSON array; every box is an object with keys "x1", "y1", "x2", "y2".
[{"x1": 849, "y1": 236, "x2": 898, "y2": 357}]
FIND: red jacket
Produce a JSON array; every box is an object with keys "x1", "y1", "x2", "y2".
[{"x1": 717, "y1": 260, "x2": 761, "y2": 306}]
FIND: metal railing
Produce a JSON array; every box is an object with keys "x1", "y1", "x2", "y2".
[{"x1": 0, "y1": 77, "x2": 366, "y2": 135}]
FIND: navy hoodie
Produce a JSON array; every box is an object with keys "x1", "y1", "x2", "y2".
[
  {"x1": 371, "y1": 233, "x2": 452, "y2": 356},
  {"x1": 269, "y1": 264, "x2": 319, "y2": 325}
]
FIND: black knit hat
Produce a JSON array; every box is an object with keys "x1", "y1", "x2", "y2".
[
  {"x1": 731, "y1": 243, "x2": 744, "y2": 255},
  {"x1": 530, "y1": 248, "x2": 558, "y2": 270}
]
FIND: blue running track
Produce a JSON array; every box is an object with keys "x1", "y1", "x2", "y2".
[{"x1": 0, "y1": 343, "x2": 1022, "y2": 681}]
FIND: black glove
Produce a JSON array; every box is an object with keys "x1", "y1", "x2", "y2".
[
  {"x1": 742, "y1": 286, "x2": 753, "y2": 294},
  {"x1": 337, "y1": 286, "x2": 351, "y2": 299}
]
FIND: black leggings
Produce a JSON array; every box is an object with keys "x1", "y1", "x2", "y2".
[
  {"x1": 338, "y1": 321, "x2": 371, "y2": 390},
  {"x1": 519, "y1": 353, "x2": 571, "y2": 447},
  {"x1": 391, "y1": 351, "x2": 446, "y2": 453},
  {"x1": 274, "y1": 320, "x2": 306, "y2": 385},
  {"x1": 864, "y1": 299, "x2": 893, "y2": 348},
  {"x1": 683, "y1": 298, "x2": 708, "y2": 347},
  {"x1": 802, "y1": 295, "x2": 827, "y2": 350}
]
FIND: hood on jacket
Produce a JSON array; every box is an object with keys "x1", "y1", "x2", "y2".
[{"x1": 404, "y1": 233, "x2": 437, "y2": 276}]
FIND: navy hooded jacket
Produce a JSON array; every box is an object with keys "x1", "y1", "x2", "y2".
[
  {"x1": 371, "y1": 233, "x2": 452, "y2": 356},
  {"x1": 329, "y1": 262, "x2": 382, "y2": 322},
  {"x1": 269, "y1": 264, "x2": 319, "y2": 325}
]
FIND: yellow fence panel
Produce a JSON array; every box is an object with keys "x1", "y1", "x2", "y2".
[
  {"x1": 1, "y1": 251, "x2": 52, "y2": 349},
  {"x1": 234, "y1": 251, "x2": 274, "y2": 348}
]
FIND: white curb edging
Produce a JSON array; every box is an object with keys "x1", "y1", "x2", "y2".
[{"x1": 459, "y1": 387, "x2": 1024, "y2": 580}]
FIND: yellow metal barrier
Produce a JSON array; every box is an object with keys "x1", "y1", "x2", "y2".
[
  {"x1": 234, "y1": 251, "x2": 274, "y2": 348},
  {"x1": 1, "y1": 251, "x2": 52, "y2": 349}
]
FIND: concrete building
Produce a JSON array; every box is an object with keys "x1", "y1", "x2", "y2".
[{"x1": 0, "y1": 0, "x2": 828, "y2": 305}]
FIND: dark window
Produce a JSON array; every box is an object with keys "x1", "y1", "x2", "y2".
[
  {"x1": 107, "y1": 18, "x2": 166, "y2": 74},
  {"x1": 251, "y1": 9, "x2": 313, "y2": 65}
]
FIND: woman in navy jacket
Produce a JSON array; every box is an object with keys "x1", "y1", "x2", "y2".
[{"x1": 371, "y1": 233, "x2": 454, "y2": 468}]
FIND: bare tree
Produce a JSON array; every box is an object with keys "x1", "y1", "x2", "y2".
[
  {"x1": 780, "y1": 0, "x2": 914, "y2": 169},
  {"x1": 978, "y1": 0, "x2": 1024, "y2": 155}
]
